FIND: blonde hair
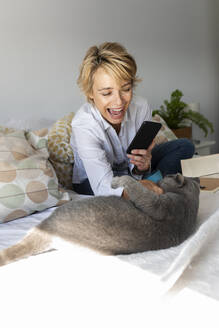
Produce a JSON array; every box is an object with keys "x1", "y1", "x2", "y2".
[{"x1": 77, "y1": 42, "x2": 141, "y2": 102}]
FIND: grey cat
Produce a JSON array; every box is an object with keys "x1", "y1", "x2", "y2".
[{"x1": 0, "y1": 174, "x2": 200, "y2": 266}]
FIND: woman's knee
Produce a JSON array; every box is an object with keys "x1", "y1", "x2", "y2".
[{"x1": 177, "y1": 138, "x2": 195, "y2": 158}]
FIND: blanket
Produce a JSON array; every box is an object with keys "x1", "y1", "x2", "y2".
[
  {"x1": 0, "y1": 191, "x2": 219, "y2": 328},
  {"x1": 1, "y1": 192, "x2": 219, "y2": 298}
]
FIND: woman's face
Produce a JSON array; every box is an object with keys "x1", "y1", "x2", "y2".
[{"x1": 90, "y1": 67, "x2": 133, "y2": 129}]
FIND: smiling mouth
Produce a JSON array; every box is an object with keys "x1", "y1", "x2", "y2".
[{"x1": 107, "y1": 107, "x2": 124, "y2": 116}]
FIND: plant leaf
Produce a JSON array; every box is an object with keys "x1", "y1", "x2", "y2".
[{"x1": 152, "y1": 89, "x2": 214, "y2": 136}]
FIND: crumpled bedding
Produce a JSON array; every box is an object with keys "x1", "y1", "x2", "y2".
[
  {"x1": 0, "y1": 191, "x2": 219, "y2": 328},
  {"x1": 1, "y1": 191, "x2": 218, "y2": 297},
  {"x1": 120, "y1": 191, "x2": 219, "y2": 297}
]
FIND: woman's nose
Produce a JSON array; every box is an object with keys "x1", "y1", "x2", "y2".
[{"x1": 114, "y1": 91, "x2": 123, "y2": 105}]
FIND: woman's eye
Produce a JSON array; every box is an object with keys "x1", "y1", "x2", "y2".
[
  {"x1": 101, "y1": 87, "x2": 131, "y2": 96},
  {"x1": 122, "y1": 88, "x2": 131, "y2": 92},
  {"x1": 102, "y1": 93, "x2": 111, "y2": 96}
]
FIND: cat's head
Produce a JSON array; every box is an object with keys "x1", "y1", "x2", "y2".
[{"x1": 158, "y1": 173, "x2": 200, "y2": 196}]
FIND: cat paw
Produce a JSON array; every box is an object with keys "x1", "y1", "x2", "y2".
[{"x1": 111, "y1": 175, "x2": 134, "y2": 189}]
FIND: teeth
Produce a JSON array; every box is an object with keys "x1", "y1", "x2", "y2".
[{"x1": 109, "y1": 108, "x2": 123, "y2": 112}]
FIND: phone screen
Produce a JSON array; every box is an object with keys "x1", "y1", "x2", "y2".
[{"x1": 127, "y1": 121, "x2": 162, "y2": 154}]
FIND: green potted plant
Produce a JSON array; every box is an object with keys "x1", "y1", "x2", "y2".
[{"x1": 152, "y1": 89, "x2": 214, "y2": 138}]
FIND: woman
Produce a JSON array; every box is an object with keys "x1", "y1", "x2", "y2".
[{"x1": 70, "y1": 42, "x2": 194, "y2": 197}]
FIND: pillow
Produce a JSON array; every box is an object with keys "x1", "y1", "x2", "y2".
[
  {"x1": 0, "y1": 126, "x2": 70, "y2": 223},
  {"x1": 152, "y1": 114, "x2": 177, "y2": 144},
  {"x1": 48, "y1": 112, "x2": 74, "y2": 189}
]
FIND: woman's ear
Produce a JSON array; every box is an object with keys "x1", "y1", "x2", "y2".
[
  {"x1": 88, "y1": 94, "x2": 94, "y2": 104},
  {"x1": 88, "y1": 89, "x2": 94, "y2": 101}
]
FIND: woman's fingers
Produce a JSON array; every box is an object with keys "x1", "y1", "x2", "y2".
[
  {"x1": 129, "y1": 149, "x2": 148, "y2": 156},
  {"x1": 127, "y1": 148, "x2": 152, "y2": 171},
  {"x1": 128, "y1": 139, "x2": 155, "y2": 157},
  {"x1": 147, "y1": 139, "x2": 156, "y2": 151}
]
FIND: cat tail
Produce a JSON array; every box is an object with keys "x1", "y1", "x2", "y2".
[{"x1": 0, "y1": 227, "x2": 53, "y2": 267}]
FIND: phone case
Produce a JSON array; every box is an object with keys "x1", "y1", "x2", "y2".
[{"x1": 126, "y1": 121, "x2": 162, "y2": 154}]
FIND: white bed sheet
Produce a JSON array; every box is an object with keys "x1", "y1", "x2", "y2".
[{"x1": 1, "y1": 191, "x2": 219, "y2": 328}]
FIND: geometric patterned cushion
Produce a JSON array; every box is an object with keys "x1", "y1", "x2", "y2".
[
  {"x1": 48, "y1": 112, "x2": 74, "y2": 189},
  {"x1": 152, "y1": 114, "x2": 177, "y2": 144},
  {"x1": 0, "y1": 126, "x2": 70, "y2": 223}
]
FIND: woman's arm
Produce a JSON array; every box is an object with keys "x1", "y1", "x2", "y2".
[{"x1": 71, "y1": 126, "x2": 124, "y2": 196}]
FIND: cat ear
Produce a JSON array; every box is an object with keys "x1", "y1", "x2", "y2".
[{"x1": 176, "y1": 173, "x2": 185, "y2": 187}]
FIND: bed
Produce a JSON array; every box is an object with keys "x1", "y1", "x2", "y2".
[{"x1": 0, "y1": 118, "x2": 219, "y2": 328}]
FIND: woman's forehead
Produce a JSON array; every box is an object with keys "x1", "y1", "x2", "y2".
[{"x1": 92, "y1": 67, "x2": 131, "y2": 89}]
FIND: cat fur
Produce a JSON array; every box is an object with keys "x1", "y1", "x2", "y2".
[{"x1": 0, "y1": 174, "x2": 200, "y2": 266}]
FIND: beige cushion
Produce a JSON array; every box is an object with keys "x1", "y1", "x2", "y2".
[
  {"x1": 48, "y1": 113, "x2": 74, "y2": 189},
  {"x1": 152, "y1": 114, "x2": 177, "y2": 144},
  {"x1": 0, "y1": 126, "x2": 70, "y2": 223}
]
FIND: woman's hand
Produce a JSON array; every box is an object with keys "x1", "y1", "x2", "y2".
[
  {"x1": 139, "y1": 179, "x2": 163, "y2": 195},
  {"x1": 122, "y1": 179, "x2": 163, "y2": 199},
  {"x1": 122, "y1": 189, "x2": 129, "y2": 200},
  {"x1": 127, "y1": 140, "x2": 155, "y2": 172}
]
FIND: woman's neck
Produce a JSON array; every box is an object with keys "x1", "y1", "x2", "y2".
[{"x1": 112, "y1": 123, "x2": 121, "y2": 134}]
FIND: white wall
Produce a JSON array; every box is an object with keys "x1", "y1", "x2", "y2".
[{"x1": 0, "y1": 0, "x2": 218, "y2": 150}]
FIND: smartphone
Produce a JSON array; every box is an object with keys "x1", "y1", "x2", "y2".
[{"x1": 127, "y1": 121, "x2": 162, "y2": 154}]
